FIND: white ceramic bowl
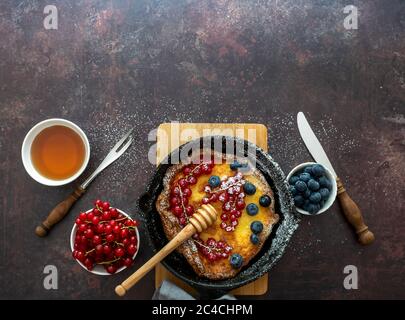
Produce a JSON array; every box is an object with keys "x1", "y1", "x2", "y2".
[
  {"x1": 70, "y1": 208, "x2": 140, "y2": 276},
  {"x1": 286, "y1": 162, "x2": 337, "y2": 216},
  {"x1": 21, "y1": 118, "x2": 90, "y2": 186}
]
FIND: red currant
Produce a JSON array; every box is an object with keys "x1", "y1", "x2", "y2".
[
  {"x1": 102, "y1": 201, "x2": 110, "y2": 211},
  {"x1": 185, "y1": 205, "x2": 194, "y2": 216},
  {"x1": 92, "y1": 235, "x2": 102, "y2": 245},
  {"x1": 122, "y1": 238, "x2": 130, "y2": 247},
  {"x1": 113, "y1": 225, "x2": 120, "y2": 234},
  {"x1": 75, "y1": 218, "x2": 82, "y2": 225},
  {"x1": 236, "y1": 200, "x2": 245, "y2": 210},
  {"x1": 85, "y1": 229, "x2": 94, "y2": 239},
  {"x1": 95, "y1": 244, "x2": 103, "y2": 254},
  {"x1": 79, "y1": 224, "x2": 87, "y2": 232},
  {"x1": 183, "y1": 167, "x2": 192, "y2": 175},
  {"x1": 96, "y1": 223, "x2": 104, "y2": 234},
  {"x1": 202, "y1": 197, "x2": 210, "y2": 204},
  {"x1": 92, "y1": 216, "x2": 100, "y2": 225},
  {"x1": 94, "y1": 199, "x2": 103, "y2": 208},
  {"x1": 183, "y1": 188, "x2": 192, "y2": 197},
  {"x1": 103, "y1": 245, "x2": 112, "y2": 255},
  {"x1": 115, "y1": 247, "x2": 125, "y2": 257},
  {"x1": 106, "y1": 233, "x2": 115, "y2": 243},
  {"x1": 104, "y1": 224, "x2": 113, "y2": 234},
  {"x1": 178, "y1": 178, "x2": 188, "y2": 189},
  {"x1": 127, "y1": 244, "x2": 137, "y2": 255},
  {"x1": 171, "y1": 186, "x2": 181, "y2": 196},
  {"x1": 110, "y1": 208, "x2": 119, "y2": 218},
  {"x1": 170, "y1": 197, "x2": 180, "y2": 207},
  {"x1": 106, "y1": 265, "x2": 117, "y2": 274},
  {"x1": 79, "y1": 212, "x2": 87, "y2": 221},
  {"x1": 172, "y1": 206, "x2": 183, "y2": 217},
  {"x1": 87, "y1": 212, "x2": 94, "y2": 221},
  {"x1": 123, "y1": 257, "x2": 133, "y2": 267},
  {"x1": 130, "y1": 236, "x2": 137, "y2": 244},
  {"x1": 179, "y1": 217, "x2": 186, "y2": 225},
  {"x1": 120, "y1": 229, "x2": 129, "y2": 239},
  {"x1": 102, "y1": 211, "x2": 111, "y2": 221},
  {"x1": 187, "y1": 176, "x2": 197, "y2": 185}
]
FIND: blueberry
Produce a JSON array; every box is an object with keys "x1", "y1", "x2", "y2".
[
  {"x1": 303, "y1": 189, "x2": 311, "y2": 199},
  {"x1": 294, "y1": 195, "x2": 305, "y2": 207},
  {"x1": 289, "y1": 186, "x2": 297, "y2": 196},
  {"x1": 289, "y1": 175, "x2": 300, "y2": 185},
  {"x1": 318, "y1": 176, "x2": 330, "y2": 188},
  {"x1": 243, "y1": 182, "x2": 256, "y2": 195},
  {"x1": 299, "y1": 172, "x2": 311, "y2": 183},
  {"x1": 250, "y1": 234, "x2": 260, "y2": 245},
  {"x1": 229, "y1": 253, "x2": 243, "y2": 269},
  {"x1": 319, "y1": 188, "x2": 330, "y2": 200},
  {"x1": 303, "y1": 200, "x2": 311, "y2": 212},
  {"x1": 311, "y1": 164, "x2": 325, "y2": 177},
  {"x1": 246, "y1": 203, "x2": 259, "y2": 216},
  {"x1": 307, "y1": 203, "x2": 320, "y2": 214},
  {"x1": 309, "y1": 192, "x2": 322, "y2": 203},
  {"x1": 259, "y1": 195, "x2": 271, "y2": 207},
  {"x1": 230, "y1": 161, "x2": 240, "y2": 170},
  {"x1": 295, "y1": 180, "x2": 307, "y2": 192},
  {"x1": 208, "y1": 175, "x2": 221, "y2": 188},
  {"x1": 307, "y1": 179, "x2": 320, "y2": 191},
  {"x1": 230, "y1": 161, "x2": 248, "y2": 170},
  {"x1": 304, "y1": 166, "x2": 313, "y2": 174},
  {"x1": 320, "y1": 200, "x2": 325, "y2": 207},
  {"x1": 250, "y1": 221, "x2": 263, "y2": 234}
]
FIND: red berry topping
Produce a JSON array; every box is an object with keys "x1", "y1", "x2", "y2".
[
  {"x1": 183, "y1": 188, "x2": 192, "y2": 197},
  {"x1": 185, "y1": 205, "x2": 194, "y2": 216},
  {"x1": 178, "y1": 179, "x2": 188, "y2": 189},
  {"x1": 183, "y1": 167, "x2": 192, "y2": 175},
  {"x1": 172, "y1": 206, "x2": 183, "y2": 217},
  {"x1": 187, "y1": 176, "x2": 197, "y2": 185}
]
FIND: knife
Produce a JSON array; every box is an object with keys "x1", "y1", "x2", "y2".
[
  {"x1": 35, "y1": 128, "x2": 134, "y2": 237},
  {"x1": 297, "y1": 112, "x2": 374, "y2": 245}
]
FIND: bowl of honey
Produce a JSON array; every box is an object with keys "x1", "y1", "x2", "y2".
[{"x1": 21, "y1": 119, "x2": 90, "y2": 186}]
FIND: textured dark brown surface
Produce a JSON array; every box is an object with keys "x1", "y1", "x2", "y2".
[{"x1": 0, "y1": 0, "x2": 404, "y2": 299}]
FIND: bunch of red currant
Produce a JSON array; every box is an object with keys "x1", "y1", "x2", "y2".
[
  {"x1": 72, "y1": 200, "x2": 138, "y2": 274},
  {"x1": 170, "y1": 161, "x2": 214, "y2": 226},
  {"x1": 192, "y1": 234, "x2": 233, "y2": 262}
]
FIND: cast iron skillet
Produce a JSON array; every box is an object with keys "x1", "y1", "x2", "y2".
[{"x1": 138, "y1": 136, "x2": 300, "y2": 298}]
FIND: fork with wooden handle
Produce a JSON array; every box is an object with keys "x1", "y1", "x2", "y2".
[
  {"x1": 115, "y1": 204, "x2": 218, "y2": 297},
  {"x1": 35, "y1": 128, "x2": 134, "y2": 237}
]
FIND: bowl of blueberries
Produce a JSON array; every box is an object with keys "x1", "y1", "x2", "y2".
[{"x1": 286, "y1": 162, "x2": 337, "y2": 215}]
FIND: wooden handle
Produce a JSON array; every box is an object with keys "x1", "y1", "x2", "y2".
[
  {"x1": 115, "y1": 204, "x2": 217, "y2": 297},
  {"x1": 336, "y1": 177, "x2": 374, "y2": 245},
  {"x1": 35, "y1": 186, "x2": 85, "y2": 237}
]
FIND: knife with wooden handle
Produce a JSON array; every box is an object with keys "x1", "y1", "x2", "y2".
[{"x1": 297, "y1": 112, "x2": 375, "y2": 245}]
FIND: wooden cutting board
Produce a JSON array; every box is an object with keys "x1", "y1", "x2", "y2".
[{"x1": 155, "y1": 123, "x2": 268, "y2": 296}]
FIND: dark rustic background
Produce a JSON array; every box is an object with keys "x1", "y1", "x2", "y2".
[{"x1": 0, "y1": 0, "x2": 404, "y2": 299}]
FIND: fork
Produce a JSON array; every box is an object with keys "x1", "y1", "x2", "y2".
[{"x1": 35, "y1": 128, "x2": 134, "y2": 237}]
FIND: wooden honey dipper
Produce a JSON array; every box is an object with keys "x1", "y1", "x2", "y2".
[{"x1": 115, "y1": 204, "x2": 217, "y2": 296}]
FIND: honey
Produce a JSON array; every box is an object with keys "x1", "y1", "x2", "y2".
[{"x1": 31, "y1": 125, "x2": 85, "y2": 180}]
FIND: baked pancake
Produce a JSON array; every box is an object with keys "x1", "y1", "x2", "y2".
[{"x1": 156, "y1": 149, "x2": 279, "y2": 280}]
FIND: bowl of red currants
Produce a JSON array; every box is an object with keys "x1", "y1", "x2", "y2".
[{"x1": 70, "y1": 200, "x2": 140, "y2": 275}]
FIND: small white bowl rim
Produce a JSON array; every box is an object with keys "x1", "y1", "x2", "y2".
[
  {"x1": 21, "y1": 118, "x2": 90, "y2": 186},
  {"x1": 286, "y1": 162, "x2": 337, "y2": 216},
  {"x1": 70, "y1": 208, "x2": 140, "y2": 276}
]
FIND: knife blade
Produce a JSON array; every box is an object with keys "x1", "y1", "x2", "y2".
[
  {"x1": 35, "y1": 128, "x2": 134, "y2": 237},
  {"x1": 297, "y1": 112, "x2": 336, "y2": 177},
  {"x1": 297, "y1": 112, "x2": 375, "y2": 245}
]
